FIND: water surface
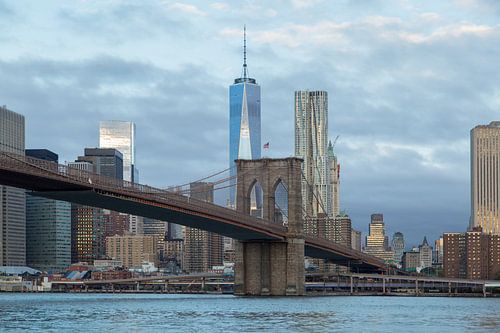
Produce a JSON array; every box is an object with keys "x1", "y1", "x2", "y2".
[{"x1": 0, "y1": 293, "x2": 498, "y2": 332}]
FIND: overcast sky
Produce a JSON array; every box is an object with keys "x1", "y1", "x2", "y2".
[{"x1": 1, "y1": 0, "x2": 499, "y2": 247}]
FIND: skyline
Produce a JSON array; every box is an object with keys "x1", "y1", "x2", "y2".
[{"x1": 1, "y1": 1, "x2": 500, "y2": 245}]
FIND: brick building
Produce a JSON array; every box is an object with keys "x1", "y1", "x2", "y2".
[{"x1": 443, "y1": 228, "x2": 500, "y2": 280}]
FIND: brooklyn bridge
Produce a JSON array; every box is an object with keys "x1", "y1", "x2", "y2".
[{"x1": 0, "y1": 152, "x2": 395, "y2": 296}]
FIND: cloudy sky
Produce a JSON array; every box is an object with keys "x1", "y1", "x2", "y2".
[{"x1": 1, "y1": 0, "x2": 499, "y2": 246}]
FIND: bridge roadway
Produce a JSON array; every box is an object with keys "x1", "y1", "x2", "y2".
[{"x1": 0, "y1": 152, "x2": 387, "y2": 272}]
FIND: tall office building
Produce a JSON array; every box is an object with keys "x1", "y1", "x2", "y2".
[
  {"x1": 327, "y1": 141, "x2": 340, "y2": 218},
  {"x1": 303, "y1": 212, "x2": 351, "y2": 273},
  {"x1": 129, "y1": 215, "x2": 144, "y2": 235},
  {"x1": 351, "y1": 229, "x2": 362, "y2": 251},
  {"x1": 103, "y1": 210, "x2": 129, "y2": 238},
  {"x1": 183, "y1": 182, "x2": 223, "y2": 272},
  {"x1": 295, "y1": 90, "x2": 333, "y2": 217},
  {"x1": 433, "y1": 237, "x2": 444, "y2": 264},
  {"x1": 99, "y1": 121, "x2": 136, "y2": 182},
  {"x1": 364, "y1": 214, "x2": 394, "y2": 262},
  {"x1": 366, "y1": 214, "x2": 388, "y2": 248},
  {"x1": 99, "y1": 121, "x2": 142, "y2": 236},
  {"x1": 418, "y1": 236, "x2": 433, "y2": 269},
  {"x1": 228, "y1": 27, "x2": 261, "y2": 208},
  {"x1": 68, "y1": 148, "x2": 122, "y2": 264},
  {"x1": 143, "y1": 217, "x2": 168, "y2": 264},
  {"x1": 470, "y1": 122, "x2": 500, "y2": 234},
  {"x1": 392, "y1": 232, "x2": 405, "y2": 264},
  {"x1": 25, "y1": 149, "x2": 71, "y2": 272},
  {"x1": 0, "y1": 106, "x2": 26, "y2": 266},
  {"x1": 67, "y1": 160, "x2": 93, "y2": 263},
  {"x1": 77, "y1": 148, "x2": 123, "y2": 180}
]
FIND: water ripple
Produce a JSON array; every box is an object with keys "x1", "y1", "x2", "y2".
[{"x1": 0, "y1": 294, "x2": 498, "y2": 332}]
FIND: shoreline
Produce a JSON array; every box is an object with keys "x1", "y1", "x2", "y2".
[{"x1": 1, "y1": 290, "x2": 498, "y2": 298}]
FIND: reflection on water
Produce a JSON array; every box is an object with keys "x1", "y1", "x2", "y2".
[{"x1": 0, "y1": 294, "x2": 498, "y2": 332}]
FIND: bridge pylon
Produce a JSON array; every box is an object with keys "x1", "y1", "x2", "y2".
[{"x1": 234, "y1": 158, "x2": 305, "y2": 296}]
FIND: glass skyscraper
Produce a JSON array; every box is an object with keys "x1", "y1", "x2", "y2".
[
  {"x1": 0, "y1": 106, "x2": 26, "y2": 266},
  {"x1": 99, "y1": 120, "x2": 136, "y2": 182},
  {"x1": 26, "y1": 149, "x2": 71, "y2": 272},
  {"x1": 228, "y1": 28, "x2": 261, "y2": 208}
]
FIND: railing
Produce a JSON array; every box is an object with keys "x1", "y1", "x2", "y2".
[{"x1": 0, "y1": 152, "x2": 286, "y2": 235}]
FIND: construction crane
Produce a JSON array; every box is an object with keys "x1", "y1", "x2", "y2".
[{"x1": 331, "y1": 135, "x2": 340, "y2": 150}]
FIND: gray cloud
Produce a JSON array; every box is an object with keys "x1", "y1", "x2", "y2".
[
  {"x1": 1, "y1": 1, "x2": 499, "y2": 247},
  {"x1": 57, "y1": 2, "x2": 188, "y2": 43},
  {"x1": 252, "y1": 17, "x2": 500, "y2": 244},
  {"x1": 0, "y1": 56, "x2": 228, "y2": 188}
]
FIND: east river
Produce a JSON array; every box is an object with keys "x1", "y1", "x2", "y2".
[{"x1": 0, "y1": 293, "x2": 499, "y2": 332}]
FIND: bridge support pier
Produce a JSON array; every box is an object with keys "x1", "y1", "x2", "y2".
[
  {"x1": 234, "y1": 158, "x2": 305, "y2": 296},
  {"x1": 234, "y1": 238, "x2": 305, "y2": 296}
]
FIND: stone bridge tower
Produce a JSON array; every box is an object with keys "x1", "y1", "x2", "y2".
[{"x1": 234, "y1": 157, "x2": 305, "y2": 296}]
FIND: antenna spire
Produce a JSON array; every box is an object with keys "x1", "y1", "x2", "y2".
[{"x1": 243, "y1": 25, "x2": 247, "y2": 80}]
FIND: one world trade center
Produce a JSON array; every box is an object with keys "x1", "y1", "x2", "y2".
[{"x1": 228, "y1": 26, "x2": 261, "y2": 209}]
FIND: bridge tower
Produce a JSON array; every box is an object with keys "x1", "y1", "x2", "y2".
[{"x1": 234, "y1": 157, "x2": 305, "y2": 296}]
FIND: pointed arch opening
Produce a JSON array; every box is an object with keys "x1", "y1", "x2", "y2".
[
  {"x1": 273, "y1": 178, "x2": 288, "y2": 226},
  {"x1": 247, "y1": 179, "x2": 263, "y2": 219}
]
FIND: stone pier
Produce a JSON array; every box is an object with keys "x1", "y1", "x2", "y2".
[{"x1": 233, "y1": 158, "x2": 305, "y2": 296}]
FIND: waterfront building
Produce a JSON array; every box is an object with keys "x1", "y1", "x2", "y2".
[
  {"x1": 105, "y1": 235, "x2": 158, "y2": 269},
  {"x1": 470, "y1": 122, "x2": 500, "y2": 234},
  {"x1": 0, "y1": 105, "x2": 26, "y2": 266},
  {"x1": 93, "y1": 259, "x2": 123, "y2": 271},
  {"x1": 351, "y1": 229, "x2": 362, "y2": 251},
  {"x1": 25, "y1": 149, "x2": 71, "y2": 272},
  {"x1": 183, "y1": 182, "x2": 223, "y2": 272},
  {"x1": 228, "y1": 27, "x2": 261, "y2": 208},
  {"x1": 164, "y1": 238, "x2": 184, "y2": 273},
  {"x1": 392, "y1": 232, "x2": 405, "y2": 264},
  {"x1": 402, "y1": 250, "x2": 420, "y2": 272},
  {"x1": 419, "y1": 236, "x2": 433, "y2": 269},
  {"x1": 364, "y1": 214, "x2": 394, "y2": 262},
  {"x1": 143, "y1": 217, "x2": 168, "y2": 264},
  {"x1": 443, "y1": 227, "x2": 500, "y2": 280},
  {"x1": 295, "y1": 90, "x2": 332, "y2": 217},
  {"x1": 91, "y1": 270, "x2": 132, "y2": 281},
  {"x1": 223, "y1": 236, "x2": 236, "y2": 263}
]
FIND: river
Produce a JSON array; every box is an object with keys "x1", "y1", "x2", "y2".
[{"x1": 0, "y1": 293, "x2": 498, "y2": 332}]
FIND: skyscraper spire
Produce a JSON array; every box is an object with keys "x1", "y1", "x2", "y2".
[{"x1": 243, "y1": 25, "x2": 247, "y2": 80}]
